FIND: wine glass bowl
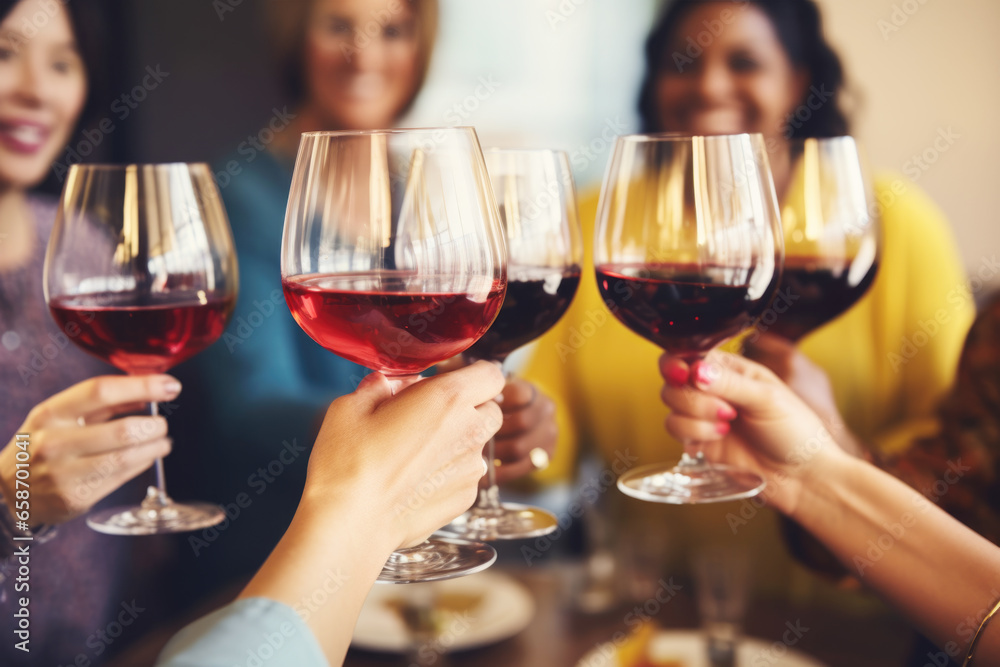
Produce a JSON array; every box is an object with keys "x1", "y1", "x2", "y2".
[
  {"x1": 44, "y1": 163, "x2": 239, "y2": 534},
  {"x1": 764, "y1": 136, "x2": 880, "y2": 342},
  {"x1": 281, "y1": 127, "x2": 507, "y2": 583},
  {"x1": 594, "y1": 133, "x2": 783, "y2": 504},
  {"x1": 443, "y1": 148, "x2": 583, "y2": 541}
]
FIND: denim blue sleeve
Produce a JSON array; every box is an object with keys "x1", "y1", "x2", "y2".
[{"x1": 155, "y1": 597, "x2": 328, "y2": 667}]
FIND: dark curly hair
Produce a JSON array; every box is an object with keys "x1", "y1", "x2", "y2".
[{"x1": 637, "y1": 0, "x2": 850, "y2": 138}]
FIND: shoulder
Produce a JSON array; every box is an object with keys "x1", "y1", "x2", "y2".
[{"x1": 872, "y1": 171, "x2": 952, "y2": 238}]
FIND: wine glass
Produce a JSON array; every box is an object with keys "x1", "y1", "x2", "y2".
[
  {"x1": 442, "y1": 148, "x2": 583, "y2": 541},
  {"x1": 44, "y1": 163, "x2": 239, "y2": 534},
  {"x1": 759, "y1": 136, "x2": 880, "y2": 341},
  {"x1": 280, "y1": 127, "x2": 507, "y2": 583},
  {"x1": 595, "y1": 133, "x2": 783, "y2": 504}
]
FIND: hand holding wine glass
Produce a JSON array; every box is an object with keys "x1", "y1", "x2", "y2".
[
  {"x1": 281, "y1": 127, "x2": 507, "y2": 582},
  {"x1": 595, "y1": 133, "x2": 783, "y2": 504},
  {"x1": 0, "y1": 374, "x2": 180, "y2": 526},
  {"x1": 44, "y1": 163, "x2": 238, "y2": 534},
  {"x1": 443, "y1": 148, "x2": 582, "y2": 541}
]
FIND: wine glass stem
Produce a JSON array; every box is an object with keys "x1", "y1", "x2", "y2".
[
  {"x1": 678, "y1": 353, "x2": 708, "y2": 470},
  {"x1": 474, "y1": 364, "x2": 508, "y2": 513},
  {"x1": 141, "y1": 401, "x2": 172, "y2": 510}
]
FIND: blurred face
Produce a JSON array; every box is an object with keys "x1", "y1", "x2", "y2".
[
  {"x1": 0, "y1": 0, "x2": 86, "y2": 189},
  {"x1": 654, "y1": 3, "x2": 807, "y2": 143},
  {"x1": 304, "y1": 0, "x2": 422, "y2": 130}
]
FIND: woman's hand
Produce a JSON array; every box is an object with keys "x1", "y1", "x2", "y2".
[
  {"x1": 491, "y1": 378, "x2": 557, "y2": 483},
  {"x1": 659, "y1": 351, "x2": 847, "y2": 516},
  {"x1": 0, "y1": 375, "x2": 180, "y2": 526},
  {"x1": 743, "y1": 333, "x2": 868, "y2": 457},
  {"x1": 299, "y1": 360, "x2": 506, "y2": 550}
]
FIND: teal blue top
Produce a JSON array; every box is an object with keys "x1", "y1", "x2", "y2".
[
  {"x1": 156, "y1": 597, "x2": 328, "y2": 666},
  {"x1": 176, "y1": 151, "x2": 367, "y2": 578}
]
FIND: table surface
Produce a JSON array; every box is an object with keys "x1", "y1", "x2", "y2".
[{"x1": 343, "y1": 564, "x2": 916, "y2": 667}]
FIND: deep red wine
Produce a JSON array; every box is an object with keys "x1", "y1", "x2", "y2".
[
  {"x1": 282, "y1": 273, "x2": 505, "y2": 375},
  {"x1": 49, "y1": 292, "x2": 235, "y2": 374},
  {"x1": 765, "y1": 257, "x2": 879, "y2": 341},
  {"x1": 596, "y1": 263, "x2": 761, "y2": 358},
  {"x1": 465, "y1": 266, "x2": 581, "y2": 361}
]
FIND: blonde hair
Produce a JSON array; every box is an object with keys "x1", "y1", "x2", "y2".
[{"x1": 267, "y1": 0, "x2": 438, "y2": 119}]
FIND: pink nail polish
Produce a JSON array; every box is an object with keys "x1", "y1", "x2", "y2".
[
  {"x1": 718, "y1": 406, "x2": 737, "y2": 421},
  {"x1": 716, "y1": 421, "x2": 731, "y2": 435},
  {"x1": 666, "y1": 365, "x2": 689, "y2": 388},
  {"x1": 694, "y1": 364, "x2": 715, "y2": 387}
]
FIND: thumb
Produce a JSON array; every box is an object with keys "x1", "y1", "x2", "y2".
[{"x1": 691, "y1": 352, "x2": 778, "y2": 411}]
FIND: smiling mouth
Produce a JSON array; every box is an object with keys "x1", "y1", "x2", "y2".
[{"x1": 0, "y1": 122, "x2": 51, "y2": 154}]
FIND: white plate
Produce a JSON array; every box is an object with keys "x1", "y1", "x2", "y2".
[
  {"x1": 577, "y1": 629, "x2": 827, "y2": 667},
  {"x1": 352, "y1": 570, "x2": 535, "y2": 653}
]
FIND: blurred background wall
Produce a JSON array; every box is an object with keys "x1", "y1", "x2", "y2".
[{"x1": 88, "y1": 0, "x2": 998, "y2": 283}]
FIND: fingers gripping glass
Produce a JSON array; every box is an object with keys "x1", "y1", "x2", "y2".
[
  {"x1": 280, "y1": 128, "x2": 507, "y2": 583},
  {"x1": 594, "y1": 134, "x2": 783, "y2": 504},
  {"x1": 44, "y1": 163, "x2": 239, "y2": 534}
]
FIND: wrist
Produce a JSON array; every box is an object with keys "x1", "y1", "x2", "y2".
[
  {"x1": 787, "y1": 445, "x2": 857, "y2": 527},
  {"x1": 295, "y1": 486, "x2": 399, "y2": 561}
]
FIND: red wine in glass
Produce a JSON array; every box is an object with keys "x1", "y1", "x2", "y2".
[
  {"x1": 764, "y1": 256, "x2": 879, "y2": 342},
  {"x1": 597, "y1": 263, "x2": 758, "y2": 360},
  {"x1": 280, "y1": 128, "x2": 508, "y2": 583},
  {"x1": 465, "y1": 266, "x2": 582, "y2": 362},
  {"x1": 49, "y1": 292, "x2": 235, "y2": 375},
  {"x1": 282, "y1": 273, "x2": 504, "y2": 376},
  {"x1": 44, "y1": 162, "x2": 240, "y2": 535}
]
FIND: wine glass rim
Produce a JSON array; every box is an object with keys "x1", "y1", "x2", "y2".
[
  {"x1": 617, "y1": 132, "x2": 765, "y2": 143},
  {"x1": 66, "y1": 162, "x2": 211, "y2": 171},
  {"x1": 299, "y1": 126, "x2": 478, "y2": 138}
]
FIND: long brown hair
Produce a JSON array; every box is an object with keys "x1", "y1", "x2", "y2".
[{"x1": 267, "y1": 0, "x2": 438, "y2": 120}]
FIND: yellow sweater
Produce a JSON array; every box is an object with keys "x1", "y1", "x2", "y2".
[{"x1": 521, "y1": 173, "x2": 974, "y2": 596}]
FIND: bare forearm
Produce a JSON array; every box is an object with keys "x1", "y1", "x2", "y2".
[
  {"x1": 239, "y1": 499, "x2": 396, "y2": 666},
  {"x1": 793, "y1": 453, "x2": 1000, "y2": 660}
]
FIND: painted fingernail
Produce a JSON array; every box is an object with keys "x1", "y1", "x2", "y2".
[
  {"x1": 716, "y1": 421, "x2": 731, "y2": 435},
  {"x1": 666, "y1": 365, "x2": 689, "y2": 388},
  {"x1": 694, "y1": 364, "x2": 716, "y2": 388},
  {"x1": 162, "y1": 379, "x2": 181, "y2": 397},
  {"x1": 718, "y1": 406, "x2": 737, "y2": 421}
]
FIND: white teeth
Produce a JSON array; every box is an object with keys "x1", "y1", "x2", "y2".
[{"x1": 7, "y1": 125, "x2": 43, "y2": 145}]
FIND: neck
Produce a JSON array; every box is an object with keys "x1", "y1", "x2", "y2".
[{"x1": 0, "y1": 187, "x2": 34, "y2": 272}]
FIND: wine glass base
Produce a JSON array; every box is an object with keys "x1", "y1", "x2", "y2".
[
  {"x1": 439, "y1": 503, "x2": 559, "y2": 541},
  {"x1": 617, "y1": 462, "x2": 765, "y2": 505},
  {"x1": 376, "y1": 537, "x2": 497, "y2": 585},
  {"x1": 87, "y1": 501, "x2": 225, "y2": 535}
]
